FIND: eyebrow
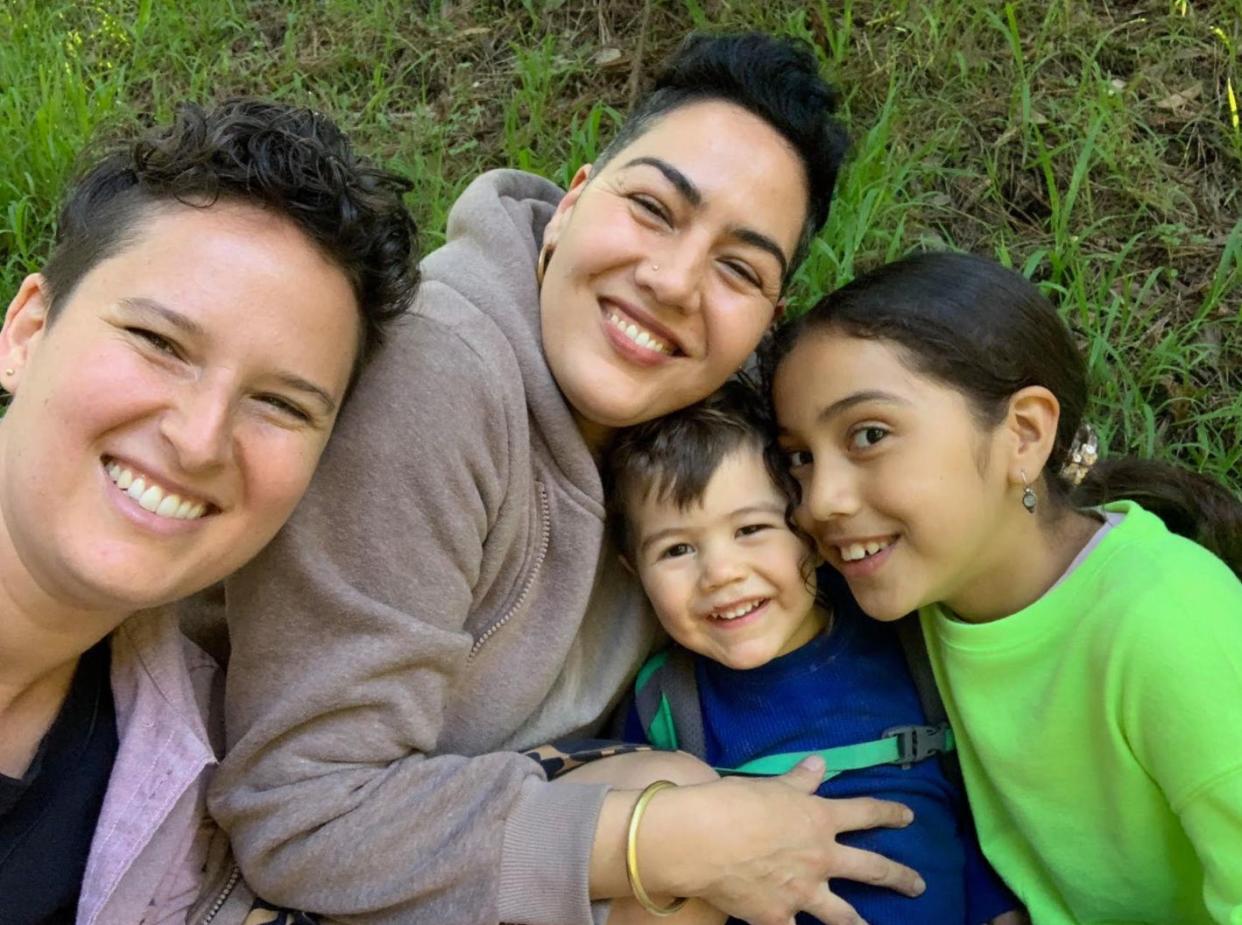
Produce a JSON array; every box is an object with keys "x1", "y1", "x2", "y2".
[
  {"x1": 119, "y1": 296, "x2": 205, "y2": 337},
  {"x1": 637, "y1": 501, "x2": 787, "y2": 556},
  {"x1": 621, "y1": 157, "x2": 790, "y2": 277},
  {"x1": 118, "y1": 296, "x2": 338, "y2": 416},
  {"x1": 623, "y1": 156, "x2": 701, "y2": 206},
  {"x1": 816, "y1": 390, "x2": 911, "y2": 423}
]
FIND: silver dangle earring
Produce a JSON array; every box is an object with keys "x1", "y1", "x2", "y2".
[{"x1": 1020, "y1": 469, "x2": 1037, "y2": 514}]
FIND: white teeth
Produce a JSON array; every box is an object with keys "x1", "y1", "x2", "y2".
[
  {"x1": 838, "y1": 539, "x2": 893, "y2": 562},
  {"x1": 155, "y1": 494, "x2": 182, "y2": 518},
  {"x1": 710, "y1": 600, "x2": 765, "y2": 621},
  {"x1": 138, "y1": 485, "x2": 163, "y2": 512},
  {"x1": 607, "y1": 312, "x2": 672, "y2": 355},
  {"x1": 104, "y1": 460, "x2": 209, "y2": 521}
]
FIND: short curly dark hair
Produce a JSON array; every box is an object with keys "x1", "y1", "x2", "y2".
[{"x1": 41, "y1": 98, "x2": 419, "y2": 371}]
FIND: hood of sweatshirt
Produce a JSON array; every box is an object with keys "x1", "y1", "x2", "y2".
[{"x1": 418, "y1": 169, "x2": 603, "y2": 508}]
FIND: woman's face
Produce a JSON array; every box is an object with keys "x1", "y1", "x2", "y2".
[
  {"x1": 539, "y1": 101, "x2": 808, "y2": 445},
  {"x1": 772, "y1": 332, "x2": 1019, "y2": 622},
  {"x1": 0, "y1": 202, "x2": 359, "y2": 617}
]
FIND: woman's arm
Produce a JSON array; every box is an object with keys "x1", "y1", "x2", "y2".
[
  {"x1": 565, "y1": 751, "x2": 922, "y2": 925},
  {"x1": 590, "y1": 765, "x2": 923, "y2": 925},
  {"x1": 210, "y1": 303, "x2": 608, "y2": 925}
]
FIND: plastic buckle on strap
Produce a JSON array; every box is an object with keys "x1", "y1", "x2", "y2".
[{"x1": 882, "y1": 723, "x2": 952, "y2": 769}]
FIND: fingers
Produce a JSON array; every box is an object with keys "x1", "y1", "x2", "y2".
[
  {"x1": 801, "y1": 883, "x2": 868, "y2": 925},
  {"x1": 827, "y1": 843, "x2": 925, "y2": 898},
  {"x1": 821, "y1": 795, "x2": 915, "y2": 833},
  {"x1": 776, "y1": 755, "x2": 827, "y2": 793}
]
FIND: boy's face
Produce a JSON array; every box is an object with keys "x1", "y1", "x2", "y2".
[{"x1": 629, "y1": 447, "x2": 826, "y2": 670}]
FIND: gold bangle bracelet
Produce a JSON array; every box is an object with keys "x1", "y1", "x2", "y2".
[{"x1": 625, "y1": 780, "x2": 688, "y2": 917}]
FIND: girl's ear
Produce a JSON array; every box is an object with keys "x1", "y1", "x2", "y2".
[
  {"x1": 1003, "y1": 385, "x2": 1060, "y2": 484},
  {"x1": 541, "y1": 164, "x2": 592, "y2": 252},
  {"x1": 1, "y1": 274, "x2": 52, "y2": 395}
]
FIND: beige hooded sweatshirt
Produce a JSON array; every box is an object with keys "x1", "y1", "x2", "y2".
[{"x1": 206, "y1": 170, "x2": 657, "y2": 925}]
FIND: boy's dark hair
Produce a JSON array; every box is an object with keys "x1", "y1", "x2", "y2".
[
  {"x1": 763, "y1": 251, "x2": 1241, "y2": 576},
  {"x1": 604, "y1": 375, "x2": 798, "y2": 559},
  {"x1": 41, "y1": 98, "x2": 419, "y2": 371},
  {"x1": 594, "y1": 32, "x2": 848, "y2": 286}
]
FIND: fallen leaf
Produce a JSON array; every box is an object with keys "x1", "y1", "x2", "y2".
[
  {"x1": 592, "y1": 47, "x2": 625, "y2": 67},
  {"x1": 1156, "y1": 83, "x2": 1202, "y2": 111}
]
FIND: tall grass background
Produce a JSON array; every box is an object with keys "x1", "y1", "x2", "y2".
[{"x1": 2, "y1": 0, "x2": 1238, "y2": 490}]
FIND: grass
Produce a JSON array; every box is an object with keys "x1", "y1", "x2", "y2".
[{"x1": 1, "y1": 0, "x2": 1239, "y2": 491}]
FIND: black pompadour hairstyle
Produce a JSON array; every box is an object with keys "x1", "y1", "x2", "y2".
[
  {"x1": 594, "y1": 32, "x2": 849, "y2": 286},
  {"x1": 40, "y1": 98, "x2": 419, "y2": 373}
]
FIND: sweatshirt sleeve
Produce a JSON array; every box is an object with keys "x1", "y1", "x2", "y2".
[
  {"x1": 207, "y1": 293, "x2": 608, "y2": 925},
  {"x1": 1122, "y1": 552, "x2": 1242, "y2": 925}
]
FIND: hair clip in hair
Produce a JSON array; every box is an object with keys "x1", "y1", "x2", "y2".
[{"x1": 1060, "y1": 423, "x2": 1099, "y2": 486}]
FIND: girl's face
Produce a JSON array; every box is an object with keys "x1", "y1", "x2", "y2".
[
  {"x1": 539, "y1": 101, "x2": 807, "y2": 447},
  {"x1": 772, "y1": 331, "x2": 1020, "y2": 621},
  {"x1": 0, "y1": 202, "x2": 359, "y2": 620}
]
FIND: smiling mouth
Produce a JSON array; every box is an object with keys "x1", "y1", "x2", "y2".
[
  {"x1": 707, "y1": 598, "x2": 767, "y2": 622},
  {"x1": 103, "y1": 457, "x2": 211, "y2": 520},
  {"x1": 603, "y1": 306, "x2": 679, "y2": 356},
  {"x1": 836, "y1": 537, "x2": 897, "y2": 563}
]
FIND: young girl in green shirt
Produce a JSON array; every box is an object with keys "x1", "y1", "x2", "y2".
[{"x1": 767, "y1": 251, "x2": 1242, "y2": 925}]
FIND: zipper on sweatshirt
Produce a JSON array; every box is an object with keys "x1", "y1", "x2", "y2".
[
  {"x1": 469, "y1": 482, "x2": 551, "y2": 659},
  {"x1": 200, "y1": 863, "x2": 241, "y2": 924}
]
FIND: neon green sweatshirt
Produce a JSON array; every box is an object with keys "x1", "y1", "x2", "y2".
[{"x1": 921, "y1": 501, "x2": 1242, "y2": 925}]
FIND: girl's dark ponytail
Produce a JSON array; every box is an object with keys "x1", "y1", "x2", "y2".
[{"x1": 1072, "y1": 458, "x2": 1242, "y2": 578}]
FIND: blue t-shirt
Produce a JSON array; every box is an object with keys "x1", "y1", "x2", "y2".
[{"x1": 628, "y1": 596, "x2": 1014, "y2": 924}]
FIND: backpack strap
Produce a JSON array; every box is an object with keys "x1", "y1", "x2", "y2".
[
  {"x1": 725, "y1": 723, "x2": 954, "y2": 778},
  {"x1": 635, "y1": 643, "x2": 954, "y2": 780},
  {"x1": 633, "y1": 647, "x2": 707, "y2": 758},
  {"x1": 895, "y1": 613, "x2": 965, "y2": 792}
]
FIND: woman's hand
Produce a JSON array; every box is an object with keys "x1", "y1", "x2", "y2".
[{"x1": 634, "y1": 757, "x2": 924, "y2": 925}]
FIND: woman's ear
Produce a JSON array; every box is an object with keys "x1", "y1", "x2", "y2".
[
  {"x1": 542, "y1": 164, "x2": 592, "y2": 252},
  {"x1": 1003, "y1": 385, "x2": 1060, "y2": 484},
  {"x1": 0, "y1": 274, "x2": 52, "y2": 394}
]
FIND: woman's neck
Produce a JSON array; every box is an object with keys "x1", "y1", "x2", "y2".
[
  {"x1": 0, "y1": 546, "x2": 120, "y2": 778},
  {"x1": 572, "y1": 411, "x2": 615, "y2": 462},
  {"x1": 0, "y1": 521, "x2": 122, "y2": 711},
  {"x1": 945, "y1": 507, "x2": 1102, "y2": 624}
]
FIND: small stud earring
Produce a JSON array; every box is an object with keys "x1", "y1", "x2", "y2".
[
  {"x1": 651, "y1": 264, "x2": 660, "y2": 272},
  {"x1": 3, "y1": 369, "x2": 12, "y2": 377},
  {"x1": 1020, "y1": 469, "x2": 1038, "y2": 514}
]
